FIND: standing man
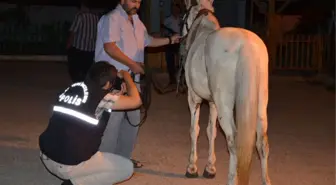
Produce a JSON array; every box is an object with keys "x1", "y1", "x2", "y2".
[
  {"x1": 66, "y1": 0, "x2": 99, "y2": 83},
  {"x1": 95, "y1": 0, "x2": 180, "y2": 168},
  {"x1": 163, "y1": 4, "x2": 182, "y2": 85}
]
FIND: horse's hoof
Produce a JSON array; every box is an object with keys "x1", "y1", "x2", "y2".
[
  {"x1": 185, "y1": 171, "x2": 199, "y2": 178},
  {"x1": 203, "y1": 168, "x2": 216, "y2": 179}
]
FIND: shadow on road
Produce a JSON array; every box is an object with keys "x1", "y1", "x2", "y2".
[
  {"x1": 136, "y1": 168, "x2": 186, "y2": 179},
  {"x1": 0, "y1": 145, "x2": 60, "y2": 185}
]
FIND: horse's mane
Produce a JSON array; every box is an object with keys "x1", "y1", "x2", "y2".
[{"x1": 185, "y1": 9, "x2": 219, "y2": 50}]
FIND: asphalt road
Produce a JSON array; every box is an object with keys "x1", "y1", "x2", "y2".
[{"x1": 0, "y1": 61, "x2": 334, "y2": 185}]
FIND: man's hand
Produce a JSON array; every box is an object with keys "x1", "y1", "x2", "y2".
[
  {"x1": 120, "y1": 82, "x2": 127, "y2": 94},
  {"x1": 117, "y1": 70, "x2": 129, "y2": 79},
  {"x1": 170, "y1": 34, "x2": 182, "y2": 44},
  {"x1": 110, "y1": 82, "x2": 127, "y2": 95},
  {"x1": 129, "y1": 62, "x2": 144, "y2": 74}
]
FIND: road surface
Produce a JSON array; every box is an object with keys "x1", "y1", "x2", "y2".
[{"x1": 0, "y1": 61, "x2": 334, "y2": 185}]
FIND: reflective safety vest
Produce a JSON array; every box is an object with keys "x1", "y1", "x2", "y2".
[{"x1": 39, "y1": 82, "x2": 110, "y2": 165}]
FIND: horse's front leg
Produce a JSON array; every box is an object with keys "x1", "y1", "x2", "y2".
[
  {"x1": 203, "y1": 101, "x2": 218, "y2": 178},
  {"x1": 185, "y1": 89, "x2": 202, "y2": 178}
]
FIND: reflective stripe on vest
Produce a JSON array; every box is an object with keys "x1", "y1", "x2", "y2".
[{"x1": 53, "y1": 106, "x2": 99, "y2": 125}]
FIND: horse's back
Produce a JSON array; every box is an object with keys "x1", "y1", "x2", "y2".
[
  {"x1": 205, "y1": 26, "x2": 267, "y2": 71},
  {"x1": 204, "y1": 27, "x2": 268, "y2": 97}
]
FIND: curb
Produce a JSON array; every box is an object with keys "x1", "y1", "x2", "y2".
[{"x1": 0, "y1": 55, "x2": 67, "y2": 62}]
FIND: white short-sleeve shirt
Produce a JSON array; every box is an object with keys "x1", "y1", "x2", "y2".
[{"x1": 94, "y1": 4, "x2": 153, "y2": 71}]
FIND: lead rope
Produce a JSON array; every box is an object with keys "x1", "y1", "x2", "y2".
[{"x1": 124, "y1": 69, "x2": 151, "y2": 127}]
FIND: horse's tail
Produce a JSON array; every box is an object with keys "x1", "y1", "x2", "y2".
[{"x1": 235, "y1": 41, "x2": 259, "y2": 185}]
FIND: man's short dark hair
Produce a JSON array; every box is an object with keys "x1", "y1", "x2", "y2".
[{"x1": 85, "y1": 61, "x2": 117, "y2": 87}]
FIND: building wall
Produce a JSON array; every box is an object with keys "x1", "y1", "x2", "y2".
[
  {"x1": 0, "y1": 1, "x2": 247, "y2": 56},
  {"x1": 148, "y1": 0, "x2": 247, "y2": 33},
  {"x1": 213, "y1": 0, "x2": 246, "y2": 28},
  {"x1": 0, "y1": 0, "x2": 247, "y2": 32},
  {"x1": 0, "y1": 3, "x2": 104, "y2": 25}
]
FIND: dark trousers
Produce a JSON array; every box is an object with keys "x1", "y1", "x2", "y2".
[
  {"x1": 165, "y1": 44, "x2": 179, "y2": 83},
  {"x1": 67, "y1": 47, "x2": 95, "y2": 83}
]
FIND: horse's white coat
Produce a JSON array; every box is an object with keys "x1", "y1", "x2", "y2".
[{"x1": 181, "y1": 0, "x2": 271, "y2": 185}]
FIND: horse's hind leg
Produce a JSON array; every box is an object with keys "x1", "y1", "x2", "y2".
[
  {"x1": 214, "y1": 92, "x2": 236, "y2": 185},
  {"x1": 203, "y1": 101, "x2": 218, "y2": 178},
  {"x1": 256, "y1": 62, "x2": 271, "y2": 185},
  {"x1": 185, "y1": 89, "x2": 202, "y2": 178},
  {"x1": 256, "y1": 118, "x2": 271, "y2": 185}
]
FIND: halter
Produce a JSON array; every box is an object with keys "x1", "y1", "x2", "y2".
[
  {"x1": 194, "y1": 8, "x2": 214, "y2": 21},
  {"x1": 180, "y1": 6, "x2": 215, "y2": 43},
  {"x1": 181, "y1": 5, "x2": 195, "y2": 34}
]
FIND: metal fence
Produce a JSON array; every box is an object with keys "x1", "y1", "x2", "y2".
[
  {"x1": 275, "y1": 34, "x2": 320, "y2": 71},
  {"x1": 0, "y1": 22, "x2": 70, "y2": 55},
  {"x1": 274, "y1": 34, "x2": 335, "y2": 76}
]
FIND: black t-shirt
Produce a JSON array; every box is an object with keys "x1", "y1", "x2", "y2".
[{"x1": 39, "y1": 82, "x2": 109, "y2": 165}]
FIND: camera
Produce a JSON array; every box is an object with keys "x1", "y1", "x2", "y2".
[{"x1": 111, "y1": 76, "x2": 123, "y2": 91}]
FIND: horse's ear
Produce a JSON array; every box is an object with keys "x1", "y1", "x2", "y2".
[
  {"x1": 184, "y1": 0, "x2": 191, "y2": 9},
  {"x1": 199, "y1": 0, "x2": 214, "y2": 11}
]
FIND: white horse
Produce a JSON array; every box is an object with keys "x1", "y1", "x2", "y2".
[{"x1": 180, "y1": 0, "x2": 271, "y2": 185}]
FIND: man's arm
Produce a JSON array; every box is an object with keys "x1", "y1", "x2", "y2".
[
  {"x1": 104, "y1": 43, "x2": 136, "y2": 67},
  {"x1": 144, "y1": 27, "x2": 179, "y2": 48},
  {"x1": 147, "y1": 37, "x2": 171, "y2": 47},
  {"x1": 66, "y1": 13, "x2": 81, "y2": 49}
]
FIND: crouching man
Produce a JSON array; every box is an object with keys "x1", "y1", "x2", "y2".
[{"x1": 38, "y1": 61, "x2": 142, "y2": 185}]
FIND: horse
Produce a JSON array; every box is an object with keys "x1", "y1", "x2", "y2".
[{"x1": 180, "y1": 0, "x2": 271, "y2": 184}]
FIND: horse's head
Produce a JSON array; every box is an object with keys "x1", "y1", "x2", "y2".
[{"x1": 181, "y1": 0, "x2": 218, "y2": 37}]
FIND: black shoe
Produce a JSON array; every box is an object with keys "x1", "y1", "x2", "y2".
[{"x1": 61, "y1": 180, "x2": 73, "y2": 185}]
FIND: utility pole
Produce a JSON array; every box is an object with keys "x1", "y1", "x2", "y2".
[
  {"x1": 144, "y1": 0, "x2": 152, "y2": 31},
  {"x1": 144, "y1": 0, "x2": 152, "y2": 70}
]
